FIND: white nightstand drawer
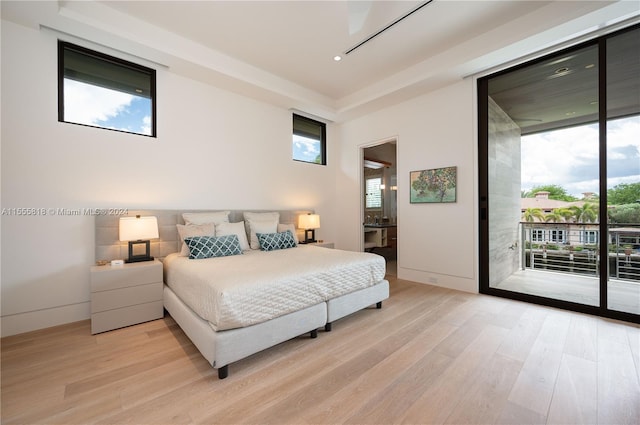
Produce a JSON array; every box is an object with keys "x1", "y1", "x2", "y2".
[
  {"x1": 91, "y1": 282, "x2": 163, "y2": 314},
  {"x1": 91, "y1": 261, "x2": 162, "y2": 292},
  {"x1": 91, "y1": 301, "x2": 163, "y2": 334}
]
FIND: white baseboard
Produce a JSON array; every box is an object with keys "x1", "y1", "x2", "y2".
[{"x1": 1, "y1": 302, "x2": 90, "y2": 337}]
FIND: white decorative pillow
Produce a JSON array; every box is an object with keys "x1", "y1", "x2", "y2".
[
  {"x1": 277, "y1": 223, "x2": 298, "y2": 245},
  {"x1": 215, "y1": 221, "x2": 250, "y2": 251},
  {"x1": 243, "y1": 212, "x2": 280, "y2": 249},
  {"x1": 176, "y1": 223, "x2": 216, "y2": 256},
  {"x1": 182, "y1": 211, "x2": 230, "y2": 225},
  {"x1": 248, "y1": 220, "x2": 278, "y2": 249}
]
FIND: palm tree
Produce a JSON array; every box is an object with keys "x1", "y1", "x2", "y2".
[
  {"x1": 571, "y1": 203, "x2": 598, "y2": 223},
  {"x1": 522, "y1": 207, "x2": 545, "y2": 222},
  {"x1": 556, "y1": 207, "x2": 576, "y2": 222},
  {"x1": 544, "y1": 210, "x2": 565, "y2": 223}
]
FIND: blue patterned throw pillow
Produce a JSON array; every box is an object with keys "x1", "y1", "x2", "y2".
[
  {"x1": 184, "y1": 234, "x2": 242, "y2": 259},
  {"x1": 257, "y1": 230, "x2": 297, "y2": 251}
]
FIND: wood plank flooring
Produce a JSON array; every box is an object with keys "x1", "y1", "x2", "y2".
[{"x1": 2, "y1": 276, "x2": 639, "y2": 424}]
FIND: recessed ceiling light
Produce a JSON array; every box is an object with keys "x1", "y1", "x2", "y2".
[
  {"x1": 333, "y1": 55, "x2": 342, "y2": 62},
  {"x1": 566, "y1": 111, "x2": 576, "y2": 116},
  {"x1": 554, "y1": 67, "x2": 570, "y2": 75},
  {"x1": 590, "y1": 101, "x2": 598, "y2": 105},
  {"x1": 585, "y1": 64, "x2": 595, "y2": 69}
]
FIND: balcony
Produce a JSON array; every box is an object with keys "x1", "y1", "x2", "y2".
[{"x1": 492, "y1": 223, "x2": 640, "y2": 315}]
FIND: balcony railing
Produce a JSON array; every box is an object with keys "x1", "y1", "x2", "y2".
[{"x1": 520, "y1": 222, "x2": 640, "y2": 282}]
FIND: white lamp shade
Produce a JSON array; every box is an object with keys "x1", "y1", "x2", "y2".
[
  {"x1": 298, "y1": 214, "x2": 320, "y2": 230},
  {"x1": 119, "y1": 216, "x2": 159, "y2": 241}
]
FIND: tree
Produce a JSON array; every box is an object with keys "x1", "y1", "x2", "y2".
[
  {"x1": 522, "y1": 207, "x2": 545, "y2": 222},
  {"x1": 544, "y1": 207, "x2": 574, "y2": 223},
  {"x1": 523, "y1": 184, "x2": 579, "y2": 202},
  {"x1": 544, "y1": 210, "x2": 565, "y2": 223},
  {"x1": 609, "y1": 204, "x2": 640, "y2": 224},
  {"x1": 571, "y1": 202, "x2": 598, "y2": 223},
  {"x1": 608, "y1": 183, "x2": 640, "y2": 205}
]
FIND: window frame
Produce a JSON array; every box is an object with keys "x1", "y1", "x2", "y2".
[
  {"x1": 365, "y1": 176, "x2": 383, "y2": 210},
  {"x1": 532, "y1": 229, "x2": 545, "y2": 242},
  {"x1": 582, "y1": 230, "x2": 599, "y2": 244},
  {"x1": 58, "y1": 40, "x2": 157, "y2": 137},
  {"x1": 550, "y1": 230, "x2": 566, "y2": 243},
  {"x1": 292, "y1": 113, "x2": 326, "y2": 165}
]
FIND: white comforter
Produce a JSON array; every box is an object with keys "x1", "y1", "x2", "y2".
[{"x1": 163, "y1": 245, "x2": 386, "y2": 331}]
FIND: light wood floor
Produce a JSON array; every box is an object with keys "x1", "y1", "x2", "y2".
[{"x1": 2, "y1": 276, "x2": 639, "y2": 425}]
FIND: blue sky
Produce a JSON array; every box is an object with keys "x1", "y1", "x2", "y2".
[
  {"x1": 293, "y1": 134, "x2": 320, "y2": 163},
  {"x1": 64, "y1": 79, "x2": 151, "y2": 136}
]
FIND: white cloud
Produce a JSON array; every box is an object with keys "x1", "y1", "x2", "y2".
[
  {"x1": 141, "y1": 115, "x2": 152, "y2": 136},
  {"x1": 64, "y1": 79, "x2": 133, "y2": 126},
  {"x1": 293, "y1": 135, "x2": 319, "y2": 160},
  {"x1": 521, "y1": 116, "x2": 639, "y2": 197}
]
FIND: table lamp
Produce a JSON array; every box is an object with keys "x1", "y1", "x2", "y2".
[
  {"x1": 298, "y1": 213, "x2": 320, "y2": 243},
  {"x1": 119, "y1": 215, "x2": 159, "y2": 262}
]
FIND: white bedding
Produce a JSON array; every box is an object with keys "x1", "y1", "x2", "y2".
[{"x1": 163, "y1": 245, "x2": 386, "y2": 331}]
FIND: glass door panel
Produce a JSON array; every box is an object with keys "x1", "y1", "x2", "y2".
[
  {"x1": 486, "y1": 43, "x2": 601, "y2": 306},
  {"x1": 606, "y1": 27, "x2": 640, "y2": 315}
]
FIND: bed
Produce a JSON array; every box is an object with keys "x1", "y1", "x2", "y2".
[{"x1": 95, "y1": 209, "x2": 389, "y2": 379}]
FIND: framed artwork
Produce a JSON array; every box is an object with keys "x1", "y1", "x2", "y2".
[{"x1": 410, "y1": 166, "x2": 457, "y2": 203}]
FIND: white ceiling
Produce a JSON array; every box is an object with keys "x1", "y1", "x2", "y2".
[
  {"x1": 2, "y1": 1, "x2": 639, "y2": 121},
  {"x1": 101, "y1": 0, "x2": 551, "y2": 99}
]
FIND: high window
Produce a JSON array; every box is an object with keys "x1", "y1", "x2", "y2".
[
  {"x1": 292, "y1": 113, "x2": 326, "y2": 165},
  {"x1": 58, "y1": 41, "x2": 156, "y2": 137}
]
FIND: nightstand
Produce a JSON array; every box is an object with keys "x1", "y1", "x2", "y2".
[
  {"x1": 309, "y1": 241, "x2": 334, "y2": 249},
  {"x1": 90, "y1": 260, "x2": 163, "y2": 334}
]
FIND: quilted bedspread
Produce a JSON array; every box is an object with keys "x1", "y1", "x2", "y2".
[{"x1": 163, "y1": 245, "x2": 386, "y2": 331}]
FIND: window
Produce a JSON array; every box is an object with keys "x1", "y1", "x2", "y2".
[
  {"x1": 292, "y1": 113, "x2": 326, "y2": 164},
  {"x1": 58, "y1": 41, "x2": 156, "y2": 137},
  {"x1": 532, "y1": 229, "x2": 545, "y2": 242},
  {"x1": 550, "y1": 230, "x2": 566, "y2": 243},
  {"x1": 366, "y1": 177, "x2": 382, "y2": 209},
  {"x1": 582, "y1": 230, "x2": 598, "y2": 244}
]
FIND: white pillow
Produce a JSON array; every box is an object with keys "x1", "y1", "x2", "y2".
[
  {"x1": 243, "y1": 212, "x2": 280, "y2": 249},
  {"x1": 176, "y1": 223, "x2": 216, "y2": 256},
  {"x1": 215, "y1": 221, "x2": 250, "y2": 251},
  {"x1": 277, "y1": 223, "x2": 298, "y2": 245},
  {"x1": 182, "y1": 211, "x2": 230, "y2": 225},
  {"x1": 248, "y1": 220, "x2": 278, "y2": 249}
]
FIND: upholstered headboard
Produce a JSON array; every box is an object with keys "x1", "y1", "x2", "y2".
[{"x1": 95, "y1": 209, "x2": 313, "y2": 263}]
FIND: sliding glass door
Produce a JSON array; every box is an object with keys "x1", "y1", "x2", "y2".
[
  {"x1": 606, "y1": 28, "x2": 640, "y2": 316},
  {"x1": 479, "y1": 25, "x2": 639, "y2": 322}
]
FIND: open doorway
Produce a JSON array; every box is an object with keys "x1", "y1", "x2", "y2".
[{"x1": 362, "y1": 140, "x2": 397, "y2": 276}]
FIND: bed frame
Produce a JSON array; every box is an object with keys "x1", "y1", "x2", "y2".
[{"x1": 95, "y1": 209, "x2": 389, "y2": 379}]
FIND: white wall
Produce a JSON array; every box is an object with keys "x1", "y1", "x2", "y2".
[
  {"x1": 337, "y1": 79, "x2": 478, "y2": 293},
  {"x1": 0, "y1": 20, "x2": 338, "y2": 336}
]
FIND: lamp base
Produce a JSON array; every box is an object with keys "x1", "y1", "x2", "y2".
[
  {"x1": 302, "y1": 229, "x2": 316, "y2": 244},
  {"x1": 126, "y1": 240, "x2": 154, "y2": 263},
  {"x1": 125, "y1": 256, "x2": 155, "y2": 263}
]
